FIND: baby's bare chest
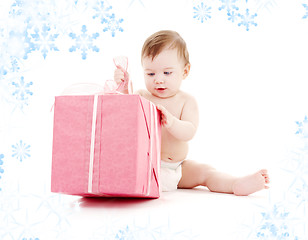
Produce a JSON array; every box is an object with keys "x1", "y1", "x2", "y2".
[{"x1": 144, "y1": 94, "x2": 185, "y2": 119}]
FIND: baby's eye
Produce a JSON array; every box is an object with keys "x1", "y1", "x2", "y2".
[
  {"x1": 147, "y1": 73, "x2": 155, "y2": 76},
  {"x1": 164, "y1": 72, "x2": 172, "y2": 75}
]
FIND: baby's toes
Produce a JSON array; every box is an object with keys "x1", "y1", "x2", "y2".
[
  {"x1": 265, "y1": 176, "x2": 270, "y2": 183},
  {"x1": 260, "y1": 169, "x2": 268, "y2": 176}
]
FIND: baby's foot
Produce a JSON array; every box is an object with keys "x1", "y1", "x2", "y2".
[{"x1": 232, "y1": 169, "x2": 270, "y2": 196}]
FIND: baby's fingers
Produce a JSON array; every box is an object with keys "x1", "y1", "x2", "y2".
[
  {"x1": 114, "y1": 68, "x2": 125, "y2": 84},
  {"x1": 156, "y1": 104, "x2": 166, "y2": 114}
]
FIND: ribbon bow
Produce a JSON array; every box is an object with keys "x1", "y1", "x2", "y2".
[{"x1": 103, "y1": 56, "x2": 132, "y2": 94}]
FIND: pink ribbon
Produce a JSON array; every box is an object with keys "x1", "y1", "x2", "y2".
[{"x1": 103, "y1": 56, "x2": 132, "y2": 94}]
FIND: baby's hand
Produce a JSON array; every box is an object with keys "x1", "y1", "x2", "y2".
[
  {"x1": 114, "y1": 65, "x2": 130, "y2": 94},
  {"x1": 156, "y1": 105, "x2": 175, "y2": 129},
  {"x1": 114, "y1": 66, "x2": 126, "y2": 86}
]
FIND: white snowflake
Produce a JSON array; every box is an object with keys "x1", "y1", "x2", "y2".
[{"x1": 254, "y1": 0, "x2": 278, "y2": 12}]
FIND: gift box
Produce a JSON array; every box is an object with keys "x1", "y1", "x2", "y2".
[{"x1": 51, "y1": 94, "x2": 161, "y2": 198}]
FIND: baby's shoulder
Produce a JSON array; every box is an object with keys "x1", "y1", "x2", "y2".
[
  {"x1": 135, "y1": 89, "x2": 154, "y2": 102},
  {"x1": 135, "y1": 89, "x2": 148, "y2": 97},
  {"x1": 178, "y1": 91, "x2": 197, "y2": 103}
]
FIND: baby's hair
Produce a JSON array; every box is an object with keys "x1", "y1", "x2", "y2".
[{"x1": 141, "y1": 30, "x2": 190, "y2": 65}]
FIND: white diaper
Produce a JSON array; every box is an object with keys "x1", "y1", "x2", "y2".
[{"x1": 160, "y1": 160, "x2": 183, "y2": 192}]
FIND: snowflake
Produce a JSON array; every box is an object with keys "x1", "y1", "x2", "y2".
[
  {"x1": 128, "y1": 0, "x2": 145, "y2": 7},
  {"x1": 10, "y1": 58, "x2": 21, "y2": 72},
  {"x1": 115, "y1": 226, "x2": 135, "y2": 240},
  {"x1": 11, "y1": 76, "x2": 33, "y2": 110},
  {"x1": 30, "y1": 24, "x2": 59, "y2": 59},
  {"x1": 0, "y1": 65, "x2": 8, "y2": 79},
  {"x1": 193, "y1": 3, "x2": 212, "y2": 23},
  {"x1": 296, "y1": 116, "x2": 308, "y2": 138},
  {"x1": 294, "y1": 182, "x2": 308, "y2": 209},
  {"x1": 69, "y1": 25, "x2": 100, "y2": 60},
  {"x1": 7, "y1": 31, "x2": 28, "y2": 60},
  {"x1": 238, "y1": 9, "x2": 257, "y2": 31},
  {"x1": 12, "y1": 140, "x2": 31, "y2": 162},
  {"x1": 103, "y1": 14, "x2": 124, "y2": 37},
  {"x1": 256, "y1": 205, "x2": 296, "y2": 239},
  {"x1": 254, "y1": 0, "x2": 277, "y2": 12},
  {"x1": 227, "y1": 10, "x2": 238, "y2": 22},
  {"x1": 304, "y1": 4, "x2": 308, "y2": 19},
  {"x1": 218, "y1": 0, "x2": 239, "y2": 12},
  {"x1": 92, "y1": 1, "x2": 113, "y2": 24},
  {"x1": 0, "y1": 154, "x2": 4, "y2": 191},
  {"x1": 22, "y1": 238, "x2": 39, "y2": 240},
  {"x1": 283, "y1": 147, "x2": 308, "y2": 192},
  {"x1": 12, "y1": 76, "x2": 33, "y2": 101},
  {"x1": 1, "y1": 29, "x2": 35, "y2": 67},
  {"x1": 9, "y1": 0, "x2": 24, "y2": 17}
]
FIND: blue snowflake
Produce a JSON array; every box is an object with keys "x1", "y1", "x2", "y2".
[
  {"x1": 23, "y1": 30, "x2": 37, "y2": 60},
  {"x1": 0, "y1": 154, "x2": 4, "y2": 191},
  {"x1": 22, "y1": 238, "x2": 39, "y2": 240},
  {"x1": 283, "y1": 147, "x2": 308, "y2": 192},
  {"x1": 304, "y1": 4, "x2": 308, "y2": 19},
  {"x1": 257, "y1": 205, "x2": 295, "y2": 239},
  {"x1": 238, "y1": 9, "x2": 257, "y2": 31},
  {"x1": 12, "y1": 140, "x2": 31, "y2": 162},
  {"x1": 30, "y1": 24, "x2": 59, "y2": 59},
  {"x1": 218, "y1": 0, "x2": 239, "y2": 12},
  {"x1": 103, "y1": 14, "x2": 124, "y2": 37},
  {"x1": 10, "y1": 58, "x2": 21, "y2": 73},
  {"x1": 193, "y1": 3, "x2": 212, "y2": 23},
  {"x1": 9, "y1": 0, "x2": 24, "y2": 17},
  {"x1": 0, "y1": 65, "x2": 8, "y2": 79},
  {"x1": 227, "y1": 10, "x2": 238, "y2": 22},
  {"x1": 296, "y1": 116, "x2": 308, "y2": 138},
  {"x1": 294, "y1": 182, "x2": 308, "y2": 209},
  {"x1": 115, "y1": 226, "x2": 134, "y2": 239},
  {"x1": 69, "y1": 25, "x2": 100, "y2": 60},
  {"x1": 12, "y1": 76, "x2": 33, "y2": 102},
  {"x1": 92, "y1": 1, "x2": 113, "y2": 24}
]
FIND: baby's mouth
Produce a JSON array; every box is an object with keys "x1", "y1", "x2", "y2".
[{"x1": 155, "y1": 87, "x2": 166, "y2": 91}]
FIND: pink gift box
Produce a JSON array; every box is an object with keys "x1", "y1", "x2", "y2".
[{"x1": 51, "y1": 94, "x2": 161, "y2": 198}]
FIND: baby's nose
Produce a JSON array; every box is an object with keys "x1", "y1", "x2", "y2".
[{"x1": 155, "y1": 78, "x2": 164, "y2": 84}]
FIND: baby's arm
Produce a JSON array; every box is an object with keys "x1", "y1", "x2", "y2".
[{"x1": 157, "y1": 96, "x2": 199, "y2": 141}]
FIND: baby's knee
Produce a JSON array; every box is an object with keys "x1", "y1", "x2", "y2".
[{"x1": 196, "y1": 164, "x2": 216, "y2": 185}]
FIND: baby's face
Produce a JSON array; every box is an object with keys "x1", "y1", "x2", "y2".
[{"x1": 142, "y1": 48, "x2": 189, "y2": 98}]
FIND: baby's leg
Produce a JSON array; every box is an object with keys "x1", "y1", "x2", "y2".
[{"x1": 178, "y1": 160, "x2": 269, "y2": 196}]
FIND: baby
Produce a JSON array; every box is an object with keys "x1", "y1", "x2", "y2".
[{"x1": 114, "y1": 30, "x2": 269, "y2": 196}]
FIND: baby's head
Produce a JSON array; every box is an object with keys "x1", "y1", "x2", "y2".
[
  {"x1": 141, "y1": 30, "x2": 190, "y2": 67},
  {"x1": 141, "y1": 30, "x2": 190, "y2": 98}
]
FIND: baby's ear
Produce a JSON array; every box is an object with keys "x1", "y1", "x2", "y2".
[{"x1": 183, "y1": 63, "x2": 191, "y2": 79}]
